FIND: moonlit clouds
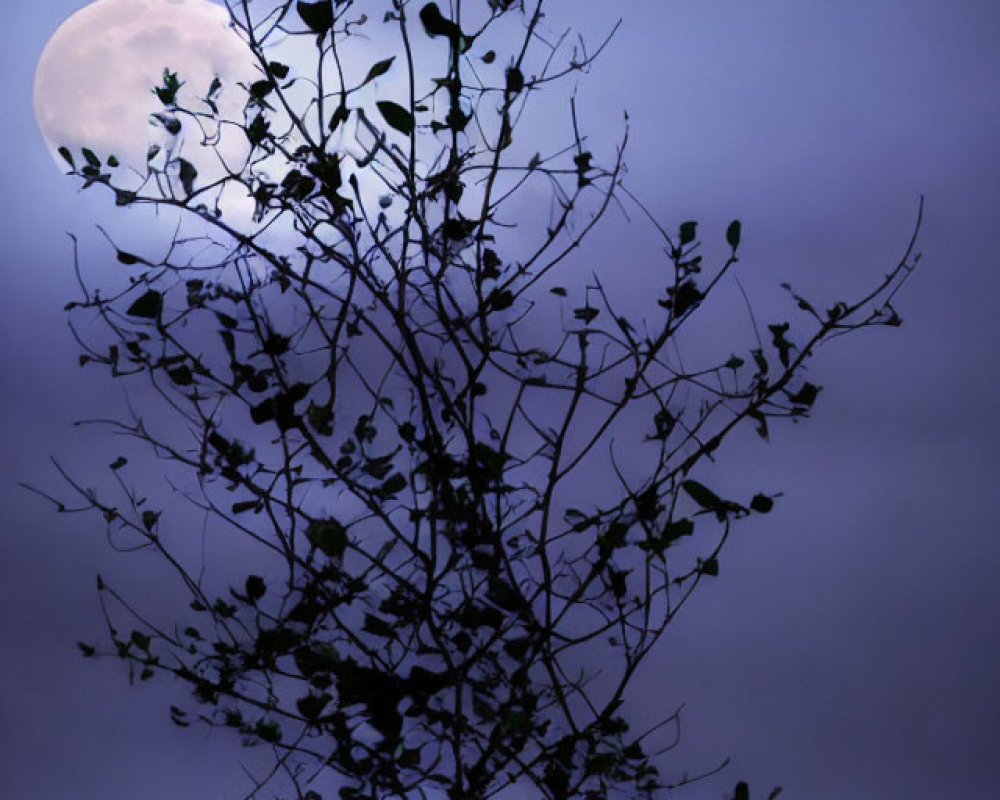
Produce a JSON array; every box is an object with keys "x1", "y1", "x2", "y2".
[{"x1": 34, "y1": 0, "x2": 257, "y2": 182}]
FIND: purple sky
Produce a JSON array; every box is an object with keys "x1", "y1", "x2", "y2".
[{"x1": 3, "y1": 1, "x2": 1000, "y2": 798}]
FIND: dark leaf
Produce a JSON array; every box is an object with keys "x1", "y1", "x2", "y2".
[
  {"x1": 269, "y1": 384, "x2": 308, "y2": 431},
  {"x1": 734, "y1": 782, "x2": 750, "y2": 800},
  {"x1": 213, "y1": 598, "x2": 237, "y2": 618},
  {"x1": 505, "y1": 66, "x2": 524, "y2": 95},
  {"x1": 595, "y1": 522, "x2": 628, "y2": 559},
  {"x1": 827, "y1": 301, "x2": 848, "y2": 321},
  {"x1": 255, "y1": 719, "x2": 282, "y2": 743},
  {"x1": 768, "y1": 322, "x2": 793, "y2": 368},
  {"x1": 168, "y1": 365, "x2": 193, "y2": 386},
  {"x1": 353, "y1": 415, "x2": 376, "y2": 443},
  {"x1": 663, "y1": 517, "x2": 694, "y2": 543},
  {"x1": 473, "y1": 443, "x2": 505, "y2": 477},
  {"x1": 261, "y1": 331, "x2": 290, "y2": 356},
  {"x1": 503, "y1": 637, "x2": 531, "y2": 660},
  {"x1": 160, "y1": 115, "x2": 181, "y2": 135},
  {"x1": 244, "y1": 575, "x2": 266, "y2": 601},
  {"x1": 153, "y1": 69, "x2": 183, "y2": 105},
  {"x1": 219, "y1": 329, "x2": 235, "y2": 357},
  {"x1": 58, "y1": 146, "x2": 74, "y2": 167},
  {"x1": 328, "y1": 104, "x2": 349, "y2": 133},
  {"x1": 573, "y1": 151, "x2": 593, "y2": 185},
  {"x1": 750, "y1": 409, "x2": 770, "y2": 441},
  {"x1": 699, "y1": 557, "x2": 720, "y2": 577},
  {"x1": 573, "y1": 306, "x2": 599, "y2": 324},
  {"x1": 608, "y1": 567, "x2": 628, "y2": 598},
  {"x1": 363, "y1": 57, "x2": 395, "y2": 85},
  {"x1": 246, "y1": 371, "x2": 269, "y2": 393},
  {"x1": 204, "y1": 76, "x2": 221, "y2": 101},
  {"x1": 441, "y1": 216, "x2": 475, "y2": 241},
  {"x1": 623, "y1": 741, "x2": 645, "y2": 761},
  {"x1": 246, "y1": 113, "x2": 270, "y2": 146},
  {"x1": 109, "y1": 457, "x2": 127, "y2": 470},
  {"x1": 249, "y1": 79, "x2": 273, "y2": 100},
  {"x1": 126, "y1": 290, "x2": 162, "y2": 319},
  {"x1": 307, "y1": 401, "x2": 333, "y2": 436},
  {"x1": 585, "y1": 752, "x2": 618, "y2": 776},
  {"x1": 726, "y1": 219, "x2": 742, "y2": 250},
  {"x1": 296, "y1": 692, "x2": 331, "y2": 721},
  {"x1": 634, "y1": 487, "x2": 659, "y2": 521},
  {"x1": 362, "y1": 613, "x2": 395, "y2": 638},
  {"x1": 487, "y1": 577, "x2": 522, "y2": 612},
  {"x1": 750, "y1": 493, "x2": 774, "y2": 513},
  {"x1": 77, "y1": 641, "x2": 96, "y2": 657},
  {"x1": 380, "y1": 472, "x2": 407, "y2": 497},
  {"x1": 679, "y1": 220, "x2": 697, "y2": 246},
  {"x1": 419, "y1": 3, "x2": 466, "y2": 47},
  {"x1": 294, "y1": 643, "x2": 338, "y2": 678},
  {"x1": 487, "y1": 288, "x2": 514, "y2": 310},
  {"x1": 670, "y1": 280, "x2": 702, "y2": 316},
  {"x1": 249, "y1": 399, "x2": 274, "y2": 425},
  {"x1": 362, "y1": 455, "x2": 393, "y2": 480},
  {"x1": 177, "y1": 158, "x2": 197, "y2": 195},
  {"x1": 307, "y1": 519, "x2": 348, "y2": 559},
  {"x1": 376, "y1": 100, "x2": 414, "y2": 135},
  {"x1": 648, "y1": 408, "x2": 674, "y2": 440},
  {"x1": 787, "y1": 382, "x2": 821, "y2": 407},
  {"x1": 499, "y1": 709, "x2": 529, "y2": 736},
  {"x1": 81, "y1": 148, "x2": 101, "y2": 168},
  {"x1": 282, "y1": 169, "x2": 316, "y2": 200},
  {"x1": 116, "y1": 250, "x2": 141, "y2": 265},
  {"x1": 682, "y1": 480, "x2": 725, "y2": 515},
  {"x1": 296, "y1": 0, "x2": 334, "y2": 34}
]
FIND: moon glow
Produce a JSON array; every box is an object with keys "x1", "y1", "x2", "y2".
[{"x1": 34, "y1": 0, "x2": 256, "y2": 182}]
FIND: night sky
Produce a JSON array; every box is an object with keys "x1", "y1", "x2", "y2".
[{"x1": 2, "y1": 1, "x2": 999, "y2": 798}]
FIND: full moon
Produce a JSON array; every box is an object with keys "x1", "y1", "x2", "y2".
[{"x1": 34, "y1": 0, "x2": 256, "y2": 184}]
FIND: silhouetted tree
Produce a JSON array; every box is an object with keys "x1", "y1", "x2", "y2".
[{"x1": 34, "y1": 1, "x2": 920, "y2": 798}]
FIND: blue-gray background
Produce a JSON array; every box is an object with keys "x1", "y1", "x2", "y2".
[{"x1": 2, "y1": 1, "x2": 998, "y2": 798}]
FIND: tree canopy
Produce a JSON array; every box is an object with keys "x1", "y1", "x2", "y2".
[{"x1": 34, "y1": 2, "x2": 921, "y2": 798}]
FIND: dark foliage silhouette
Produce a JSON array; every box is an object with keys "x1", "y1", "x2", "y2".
[{"x1": 31, "y1": 2, "x2": 921, "y2": 797}]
